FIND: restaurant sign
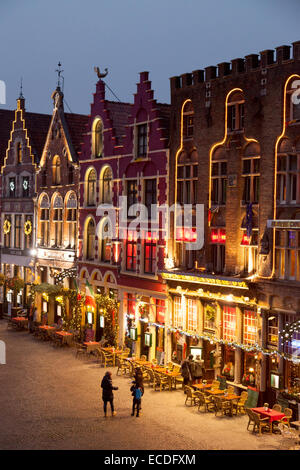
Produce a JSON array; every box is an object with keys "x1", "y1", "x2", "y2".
[{"x1": 267, "y1": 220, "x2": 300, "y2": 229}]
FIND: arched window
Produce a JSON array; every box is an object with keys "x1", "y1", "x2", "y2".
[
  {"x1": 86, "y1": 169, "x2": 97, "y2": 206},
  {"x1": 100, "y1": 166, "x2": 113, "y2": 204},
  {"x1": 52, "y1": 156, "x2": 61, "y2": 185},
  {"x1": 86, "y1": 219, "x2": 95, "y2": 260},
  {"x1": 177, "y1": 151, "x2": 198, "y2": 204},
  {"x1": 65, "y1": 192, "x2": 77, "y2": 249},
  {"x1": 100, "y1": 220, "x2": 112, "y2": 263},
  {"x1": 182, "y1": 101, "x2": 194, "y2": 140},
  {"x1": 16, "y1": 142, "x2": 22, "y2": 164},
  {"x1": 92, "y1": 118, "x2": 103, "y2": 157},
  {"x1": 227, "y1": 91, "x2": 245, "y2": 132},
  {"x1": 52, "y1": 194, "x2": 63, "y2": 247},
  {"x1": 39, "y1": 194, "x2": 50, "y2": 247}
]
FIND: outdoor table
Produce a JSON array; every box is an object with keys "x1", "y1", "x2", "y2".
[
  {"x1": 38, "y1": 325, "x2": 55, "y2": 330},
  {"x1": 84, "y1": 341, "x2": 101, "y2": 352},
  {"x1": 154, "y1": 369, "x2": 182, "y2": 390},
  {"x1": 193, "y1": 383, "x2": 212, "y2": 391},
  {"x1": 12, "y1": 317, "x2": 28, "y2": 330},
  {"x1": 56, "y1": 331, "x2": 73, "y2": 345},
  {"x1": 251, "y1": 407, "x2": 286, "y2": 433},
  {"x1": 100, "y1": 347, "x2": 123, "y2": 366},
  {"x1": 206, "y1": 389, "x2": 225, "y2": 396},
  {"x1": 38, "y1": 325, "x2": 56, "y2": 339}
]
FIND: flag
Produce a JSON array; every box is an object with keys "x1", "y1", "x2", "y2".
[
  {"x1": 246, "y1": 203, "x2": 253, "y2": 238},
  {"x1": 85, "y1": 280, "x2": 96, "y2": 309}
]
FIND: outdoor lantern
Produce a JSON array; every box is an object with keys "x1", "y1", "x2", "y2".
[
  {"x1": 129, "y1": 327, "x2": 138, "y2": 341},
  {"x1": 42, "y1": 301, "x2": 48, "y2": 313},
  {"x1": 144, "y1": 332, "x2": 152, "y2": 347},
  {"x1": 87, "y1": 311, "x2": 93, "y2": 325},
  {"x1": 99, "y1": 315, "x2": 105, "y2": 328}
]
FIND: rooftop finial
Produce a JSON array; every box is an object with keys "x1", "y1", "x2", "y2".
[
  {"x1": 19, "y1": 77, "x2": 24, "y2": 99},
  {"x1": 94, "y1": 66, "x2": 108, "y2": 79},
  {"x1": 55, "y1": 61, "x2": 64, "y2": 90}
]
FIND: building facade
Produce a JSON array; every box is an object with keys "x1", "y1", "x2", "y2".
[
  {"x1": 163, "y1": 41, "x2": 300, "y2": 405},
  {"x1": 78, "y1": 72, "x2": 170, "y2": 360},
  {"x1": 0, "y1": 96, "x2": 50, "y2": 315},
  {"x1": 35, "y1": 86, "x2": 88, "y2": 323}
]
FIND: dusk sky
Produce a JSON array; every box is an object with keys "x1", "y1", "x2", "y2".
[{"x1": 1, "y1": 0, "x2": 300, "y2": 115}]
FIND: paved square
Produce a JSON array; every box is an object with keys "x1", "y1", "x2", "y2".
[{"x1": 0, "y1": 321, "x2": 283, "y2": 450}]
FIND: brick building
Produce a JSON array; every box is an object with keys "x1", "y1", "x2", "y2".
[
  {"x1": 35, "y1": 86, "x2": 88, "y2": 323},
  {"x1": 0, "y1": 95, "x2": 50, "y2": 315},
  {"x1": 163, "y1": 41, "x2": 300, "y2": 405},
  {"x1": 78, "y1": 71, "x2": 170, "y2": 359}
]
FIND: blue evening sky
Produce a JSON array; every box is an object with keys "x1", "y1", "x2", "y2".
[{"x1": 0, "y1": 0, "x2": 299, "y2": 115}]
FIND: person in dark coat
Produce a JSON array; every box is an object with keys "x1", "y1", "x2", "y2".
[
  {"x1": 101, "y1": 371, "x2": 118, "y2": 417},
  {"x1": 181, "y1": 354, "x2": 193, "y2": 387},
  {"x1": 193, "y1": 355, "x2": 204, "y2": 384},
  {"x1": 130, "y1": 380, "x2": 144, "y2": 417},
  {"x1": 134, "y1": 367, "x2": 144, "y2": 387}
]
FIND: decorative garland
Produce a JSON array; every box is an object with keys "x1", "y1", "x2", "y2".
[
  {"x1": 3, "y1": 219, "x2": 11, "y2": 235},
  {"x1": 281, "y1": 319, "x2": 300, "y2": 343},
  {"x1": 24, "y1": 220, "x2": 32, "y2": 236},
  {"x1": 126, "y1": 314, "x2": 300, "y2": 364}
]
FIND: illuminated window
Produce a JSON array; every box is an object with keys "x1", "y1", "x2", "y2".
[
  {"x1": 22, "y1": 176, "x2": 30, "y2": 197},
  {"x1": 223, "y1": 306, "x2": 237, "y2": 342},
  {"x1": 126, "y1": 231, "x2": 137, "y2": 271},
  {"x1": 9, "y1": 177, "x2": 16, "y2": 198},
  {"x1": 211, "y1": 229, "x2": 226, "y2": 274},
  {"x1": 40, "y1": 195, "x2": 50, "y2": 247},
  {"x1": 100, "y1": 166, "x2": 113, "y2": 204},
  {"x1": 86, "y1": 219, "x2": 95, "y2": 260},
  {"x1": 242, "y1": 231, "x2": 258, "y2": 274},
  {"x1": 211, "y1": 161, "x2": 227, "y2": 205},
  {"x1": 92, "y1": 119, "x2": 103, "y2": 157},
  {"x1": 243, "y1": 310, "x2": 257, "y2": 345},
  {"x1": 182, "y1": 101, "x2": 194, "y2": 139},
  {"x1": 277, "y1": 154, "x2": 299, "y2": 204},
  {"x1": 187, "y1": 298, "x2": 197, "y2": 331},
  {"x1": 144, "y1": 233, "x2": 156, "y2": 274},
  {"x1": 242, "y1": 158, "x2": 260, "y2": 205},
  {"x1": 14, "y1": 214, "x2": 22, "y2": 249},
  {"x1": 173, "y1": 296, "x2": 183, "y2": 329},
  {"x1": 66, "y1": 193, "x2": 77, "y2": 249},
  {"x1": 52, "y1": 156, "x2": 61, "y2": 186},
  {"x1": 267, "y1": 316, "x2": 278, "y2": 345},
  {"x1": 4, "y1": 215, "x2": 11, "y2": 248},
  {"x1": 275, "y1": 230, "x2": 300, "y2": 280},
  {"x1": 86, "y1": 169, "x2": 97, "y2": 206},
  {"x1": 100, "y1": 221, "x2": 111, "y2": 263}
]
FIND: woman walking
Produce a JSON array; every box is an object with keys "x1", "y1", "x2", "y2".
[{"x1": 101, "y1": 371, "x2": 118, "y2": 418}]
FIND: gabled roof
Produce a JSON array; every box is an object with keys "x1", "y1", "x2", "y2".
[
  {"x1": 64, "y1": 112, "x2": 89, "y2": 156},
  {"x1": 0, "y1": 109, "x2": 15, "y2": 165},
  {"x1": 106, "y1": 101, "x2": 132, "y2": 145},
  {"x1": 25, "y1": 111, "x2": 52, "y2": 163},
  {"x1": 156, "y1": 102, "x2": 171, "y2": 141}
]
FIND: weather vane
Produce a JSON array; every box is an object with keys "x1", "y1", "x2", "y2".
[
  {"x1": 55, "y1": 62, "x2": 64, "y2": 89},
  {"x1": 19, "y1": 77, "x2": 24, "y2": 99},
  {"x1": 94, "y1": 66, "x2": 108, "y2": 79}
]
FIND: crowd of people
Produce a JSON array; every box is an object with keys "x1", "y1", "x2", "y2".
[{"x1": 100, "y1": 353, "x2": 204, "y2": 418}]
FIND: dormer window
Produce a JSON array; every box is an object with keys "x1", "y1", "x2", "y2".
[
  {"x1": 9, "y1": 177, "x2": 16, "y2": 197},
  {"x1": 22, "y1": 176, "x2": 30, "y2": 197}
]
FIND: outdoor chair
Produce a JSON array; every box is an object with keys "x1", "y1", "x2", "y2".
[
  {"x1": 152, "y1": 358, "x2": 158, "y2": 366},
  {"x1": 167, "y1": 362, "x2": 174, "y2": 371},
  {"x1": 196, "y1": 391, "x2": 215, "y2": 413},
  {"x1": 227, "y1": 385, "x2": 235, "y2": 394},
  {"x1": 74, "y1": 342, "x2": 88, "y2": 359},
  {"x1": 236, "y1": 394, "x2": 248, "y2": 414},
  {"x1": 116, "y1": 358, "x2": 127, "y2": 375},
  {"x1": 252, "y1": 411, "x2": 271, "y2": 435},
  {"x1": 140, "y1": 355, "x2": 147, "y2": 361},
  {"x1": 146, "y1": 368, "x2": 156, "y2": 388},
  {"x1": 173, "y1": 374, "x2": 184, "y2": 390},
  {"x1": 154, "y1": 372, "x2": 169, "y2": 392},
  {"x1": 211, "y1": 380, "x2": 220, "y2": 390},
  {"x1": 184, "y1": 386, "x2": 199, "y2": 406},
  {"x1": 245, "y1": 408, "x2": 256, "y2": 432},
  {"x1": 213, "y1": 396, "x2": 232, "y2": 417},
  {"x1": 280, "y1": 408, "x2": 293, "y2": 427},
  {"x1": 272, "y1": 404, "x2": 282, "y2": 412}
]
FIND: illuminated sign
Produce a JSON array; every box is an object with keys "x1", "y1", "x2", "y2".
[{"x1": 268, "y1": 220, "x2": 300, "y2": 229}]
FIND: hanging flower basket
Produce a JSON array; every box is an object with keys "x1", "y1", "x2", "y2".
[{"x1": 6, "y1": 277, "x2": 25, "y2": 292}]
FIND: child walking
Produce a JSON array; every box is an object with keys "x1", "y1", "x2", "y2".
[{"x1": 130, "y1": 380, "x2": 144, "y2": 417}]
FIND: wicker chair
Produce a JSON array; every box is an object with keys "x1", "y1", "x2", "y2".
[
  {"x1": 245, "y1": 408, "x2": 256, "y2": 432},
  {"x1": 252, "y1": 411, "x2": 271, "y2": 435},
  {"x1": 167, "y1": 362, "x2": 174, "y2": 371},
  {"x1": 278, "y1": 423, "x2": 300, "y2": 449},
  {"x1": 236, "y1": 394, "x2": 248, "y2": 414},
  {"x1": 211, "y1": 380, "x2": 220, "y2": 390},
  {"x1": 227, "y1": 385, "x2": 235, "y2": 394},
  {"x1": 152, "y1": 358, "x2": 158, "y2": 366},
  {"x1": 184, "y1": 386, "x2": 199, "y2": 406},
  {"x1": 154, "y1": 372, "x2": 169, "y2": 392},
  {"x1": 213, "y1": 396, "x2": 232, "y2": 417},
  {"x1": 116, "y1": 358, "x2": 128, "y2": 375},
  {"x1": 196, "y1": 391, "x2": 215, "y2": 413},
  {"x1": 147, "y1": 368, "x2": 156, "y2": 388},
  {"x1": 75, "y1": 342, "x2": 88, "y2": 359},
  {"x1": 272, "y1": 404, "x2": 282, "y2": 412},
  {"x1": 280, "y1": 408, "x2": 293, "y2": 428},
  {"x1": 99, "y1": 350, "x2": 114, "y2": 367}
]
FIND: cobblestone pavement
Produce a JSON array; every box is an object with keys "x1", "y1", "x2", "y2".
[{"x1": 0, "y1": 320, "x2": 283, "y2": 450}]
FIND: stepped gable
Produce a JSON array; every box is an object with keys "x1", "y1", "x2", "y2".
[
  {"x1": 24, "y1": 111, "x2": 52, "y2": 163},
  {"x1": 106, "y1": 100, "x2": 132, "y2": 146},
  {"x1": 0, "y1": 109, "x2": 15, "y2": 165}
]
